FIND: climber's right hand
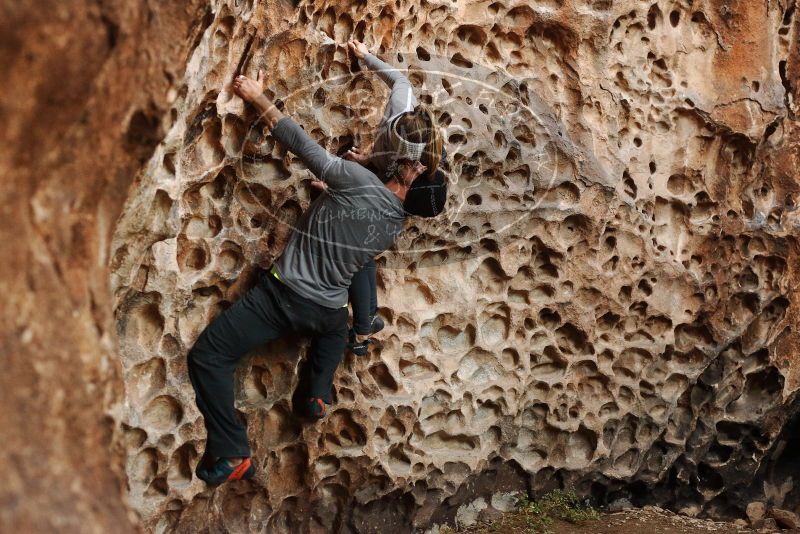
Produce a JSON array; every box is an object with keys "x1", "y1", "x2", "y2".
[
  {"x1": 347, "y1": 40, "x2": 369, "y2": 60},
  {"x1": 344, "y1": 146, "x2": 370, "y2": 164},
  {"x1": 398, "y1": 161, "x2": 426, "y2": 186}
]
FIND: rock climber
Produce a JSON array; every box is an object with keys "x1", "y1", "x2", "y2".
[
  {"x1": 338, "y1": 39, "x2": 449, "y2": 356},
  {"x1": 187, "y1": 68, "x2": 440, "y2": 485}
]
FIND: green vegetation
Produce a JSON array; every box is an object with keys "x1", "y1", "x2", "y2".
[
  {"x1": 442, "y1": 489, "x2": 599, "y2": 534},
  {"x1": 514, "y1": 489, "x2": 599, "y2": 533}
]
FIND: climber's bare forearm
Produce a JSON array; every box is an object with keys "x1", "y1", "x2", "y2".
[{"x1": 251, "y1": 94, "x2": 284, "y2": 129}]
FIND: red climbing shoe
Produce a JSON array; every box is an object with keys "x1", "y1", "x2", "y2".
[
  {"x1": 298, "y1": 397, "x2": 327, "y2": 420},
  {"x1": 196, "y1": 457, "x2": 256, "y2": 485}
]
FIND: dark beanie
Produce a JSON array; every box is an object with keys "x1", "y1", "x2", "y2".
[{"x1": 403, "y1": 169, "x2": 448, "y2": 218}]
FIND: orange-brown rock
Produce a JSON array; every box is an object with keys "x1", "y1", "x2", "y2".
[{"x1": 0, "y1": 0, "x2": 205, "y2": 531}]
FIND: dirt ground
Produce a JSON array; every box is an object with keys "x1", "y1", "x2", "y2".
[
  {"x1": 452, "y1": 506, "x2": 800, "y2": 534},
  {"x1": 547, "y1": 508, "x2": 753, "y2": 534}
]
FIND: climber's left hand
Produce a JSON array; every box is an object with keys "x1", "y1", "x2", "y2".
[
  {"x1": 347, "y1": 40, "x2": 369, "y2": 60},
  {"x1": 233, "y1": 70, "x2": 265, "y2": 102},
  {"x1": 309, "y1": 180, "x2": 328, "y2": 192}
]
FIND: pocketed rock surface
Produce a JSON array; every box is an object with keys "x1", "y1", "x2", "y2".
[
  {"x1": 4, "y1": 0, "x2": 799, "y2": 532},
  {"x1": 108, "y1": 0, "x2": 800, "y2": 531}
]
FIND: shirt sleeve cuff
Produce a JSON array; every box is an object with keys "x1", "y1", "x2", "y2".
[
  {"x1": 363, "y1": 53, "x2": 380, "y2": 69},
  {"x1": 270, "y1": 116, "x2": 294, "y2": 136}
]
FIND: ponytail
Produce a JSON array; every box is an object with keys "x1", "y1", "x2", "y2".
[{"x1": 414, "y1": 104, "x2": 442, "y2": 178}]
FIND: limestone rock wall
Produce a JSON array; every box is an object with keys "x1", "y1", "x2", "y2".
[{"x1": 107, "y1": 0, "x2": 800, "y2": 532}]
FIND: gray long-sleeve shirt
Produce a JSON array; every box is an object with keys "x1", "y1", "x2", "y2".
[
  {"x1": 271, "y1": 117, "x2": 406, "y2": 309},
  {"x1": 363, "y1": 53, "x2": 417, "y2": 175}
]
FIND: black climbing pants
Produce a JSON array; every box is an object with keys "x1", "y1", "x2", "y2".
[
  {"x1": 348, "y1": 258, "x2": 377, "y2": 335},
  {"x1": 187, "y1": 268, "x2": 348, "y2": 458}
]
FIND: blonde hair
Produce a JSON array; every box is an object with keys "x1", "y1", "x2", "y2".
[{"x1": 393, "y1": 104, "x2": 442, "y2": 178}]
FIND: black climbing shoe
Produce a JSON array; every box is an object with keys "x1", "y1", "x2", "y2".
[
  {"x1": 196, "y1": 457, "x2": 255, "y2": 485},
  {"x1": 348, "y1": 333, "x2": 375, "y2": 356},
  {"x1": 347, "y1": 316, "x2": 385, "y2": 356},
  {"x1": 195, "y1": 451, "x2": 214, "y2": 478},
  {"x1": 369, "y1": 315, "x2": 385, "y2": 335},
  {"x1": 297, "y1": 397, "x2": 327, "y2": 420}
]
